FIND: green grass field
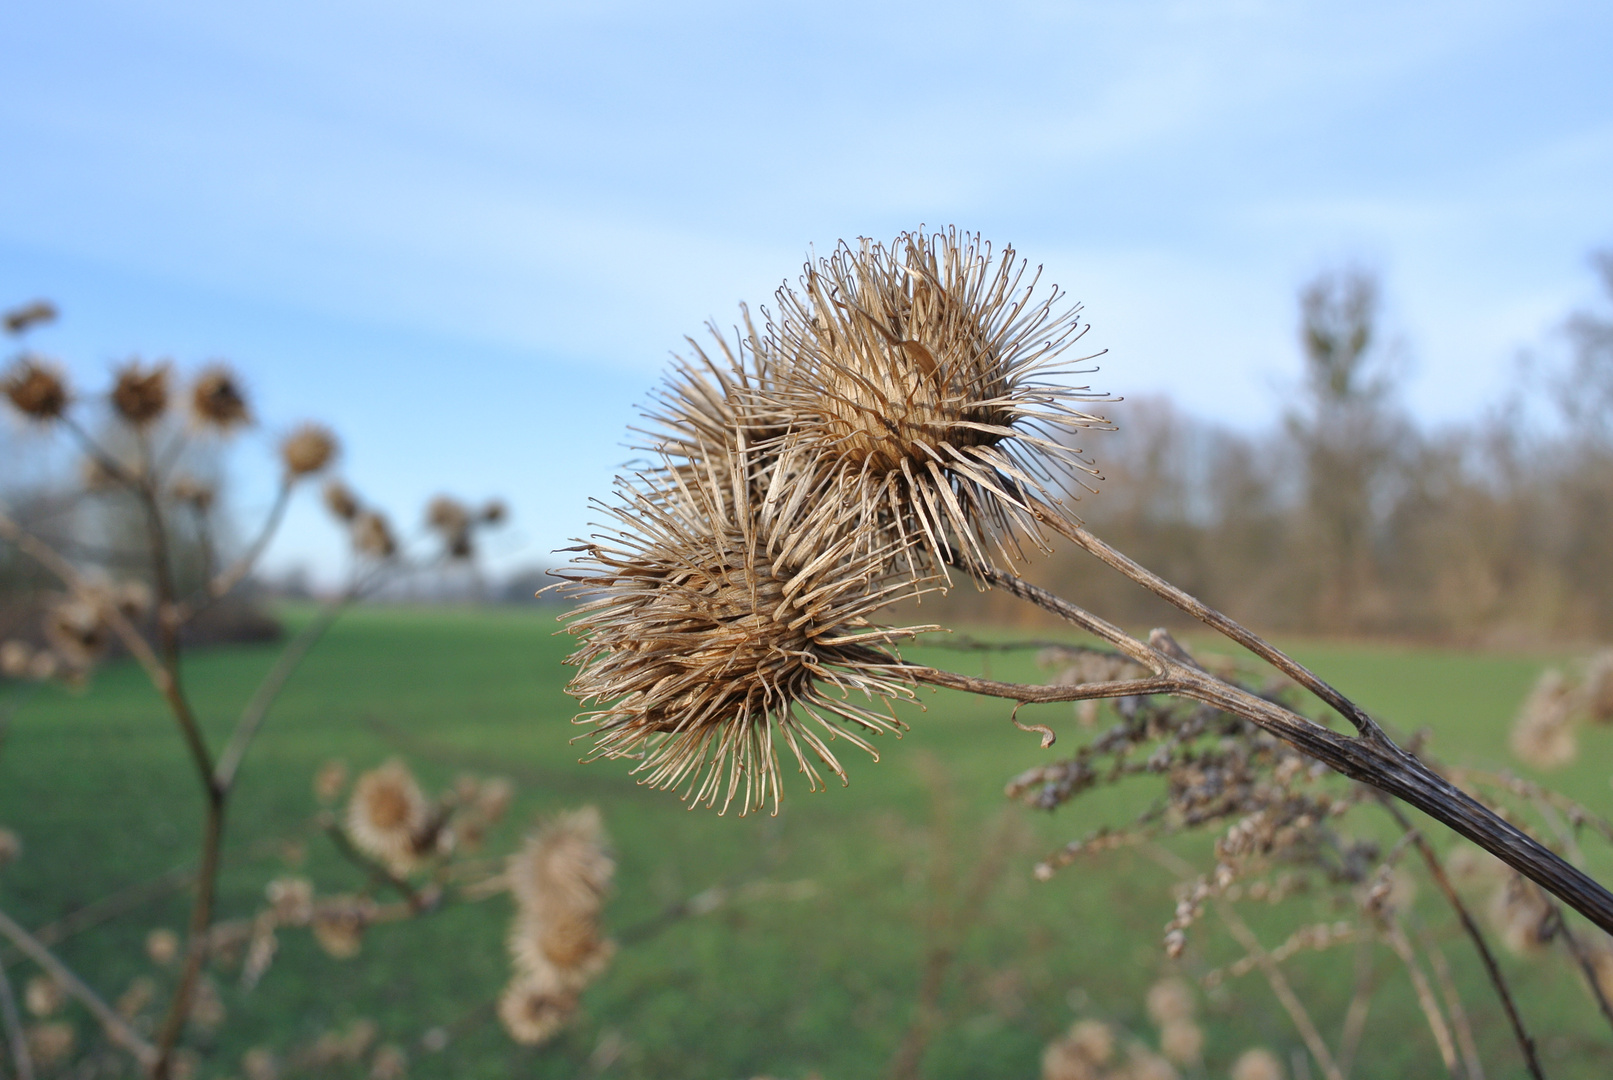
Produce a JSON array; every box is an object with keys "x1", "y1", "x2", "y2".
[{"x1": 3, "y1": 605, "x2": 1612, "y2": 1079}]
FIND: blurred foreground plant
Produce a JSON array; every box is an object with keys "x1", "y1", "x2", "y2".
[{"x1": 0, "y1": 303, "x2": 534, "y2": 1077}]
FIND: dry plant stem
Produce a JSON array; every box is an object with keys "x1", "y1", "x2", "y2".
[
  {"x1": 322, "y1": 821, "x2": 430, "y2": 913},
  {"x1": 1548, "y1": 907, "x2": 1613, "y2": 1033},
  {"x1": 966, "y1": 562, "x2": 1613, "y2": 936},
  {"x1": 0, "y1": 908, "x2": 158, "y2": 1069},
  {"x1": 1337, "y1": 942, "x2": 1377, "y2": 1080},
  {"x1": 177, "y1": 478, "x2": 293, "y2": 620},
  {"x1": 1383, "y1": 918, "x2": 1462, "y2": 1077},
  {"x1": 1381, "y1": 801, "x2": 1545, "y2": 1080},
  {"x1": 1420, "y1": 928, "x2": 1484, "y2": 1080},
  {"x1": 0, "y1": 953, "x2": 33, "y2": 1080}
]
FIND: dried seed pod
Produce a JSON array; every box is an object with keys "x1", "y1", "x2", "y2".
[
  {"x1": 352, "y1": 510, "x2": 398, "y2": 559},
  {"x1": 2, "y1": 357, "x2": 69, "y2": 420},
  {"x1": 762, "y1": 228, "x2": 1112, "y2": 579},
  {"x1": 311, "y1": 897, "x2": 371, "y2": 959},
  {"x1": 191, "y1": 364, "x2": 250, "y2": 429},
  {"x1": 507, "y1": 807, "x2": 613, "y2": 919},
  {"x1": 557, "y1": 449, "x2": 935, "y2": 815},
  {"x1": 496, "y1": 969, "x2": 577, "y2": 1046},
  {"x1": 3, "y1": 300, "x2": 57, "y2": 335},
  {"x1": 322, "y1": 480, "x2": 361, "y2": 522},
  {"x1": 1510, "y1": 668, "x2": 1577, "y2": 769},
  {"x1": 111, "y1": 360, "x2": 170, "y2": 425},
  {"x1": 281, "y1": 423, "x2": 338, "y2": 477},
  {"x1": 346, "y1": 759, "x2": 427, "y2": 873}
]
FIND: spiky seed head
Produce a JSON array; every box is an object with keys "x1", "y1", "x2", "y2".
[
  {"x1": 507, "y1": 807, "x2": 614, "y2": 919},
  {"x1": 1159, "y1": 1020, "x2": 1202, "y2": 1066},
  {"x1": 266, "y1": 876, "x2": 314, "y2": 926},
  {"x1": 370, "y1": 1045, "x2": 409, "y2": 1080},
  {"x1": 146, "y1": 927, "x2": 180, "y2": 966},
  {"x1": 558, "y1": 451, "x2": 934, "y2": 815},
  {"x1": 426, "y1": 495, "x2": 471, "y2": 533},
  {"x1": 3, "y1": 357, "x2": 69, "y2": 420},
  {"x1": 26, "y1": 1023, "x2": 75, "y2": 1069},
  {"x1": 1231, "y1": 1048, "x2": 1285, "y2": 1080},
  {"x1": 314, "y1": 758, "x2": 349, "y2": 802},
  {"x1": 321, "y1": 479, "x2": 361, "y2": 522},
  {"x1": 496, "y1": 970, "x2": 577, "y2": 1046},
  {"x1": 1, "y1": 639, "x2": 32, "y2": 678},
  {"x1": 111, "y1": 360, "x2": 170, "y2": 425},
  {"x1": 24, "y1": 976, "x2": 63, "y2": 1018},
  {"x1": 169, "y1": 475, "x2": 216, "y2": 511},
  {"x1": 352, "y1": 510, "x2": 399, "y2": 559},
  {"x1": 281, "y1": 423, "x2": 338, "y2": 476},
  {"x1": 763, "y1": 228, "x2": 1112, "y2": 578},
  {"x1": 3, "y1": 300, "x2": 57, "y2": 335},
  {"x1": 346, "y1": 760, "x2": 427, "y2": 873},
  {"x1": 191, "y1": 364, "x2": 250, "y2": 429},
  {"x1": 1144, "y1": 978, "x2": 1195, "y2": 1026},
  {"x1": 310, "y1": 897, "x2": 371, "y2": 959},
  {"x1": 508, "y1": 912, "x2": 615, "y2": 987},
  {"x1": 1583, "y1": 648, "x2": 1613, "y2": 724},
  {"x1": 1510, "y1": 668, "x2": 1577, "y2": 769}
]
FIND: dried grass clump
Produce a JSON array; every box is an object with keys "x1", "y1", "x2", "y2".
[
  {"x1": 111, "y1": 360, "x2": 170, "y2": 425},
  {"x1": 191, "y1": 365, "x2": 250, "y2": 429},
  {"x1": 281, "y1": 423, "x2": 338, "y2": 476},
  {"x1": 762, "y1": 228, "x2": 1110, "y2": 577},
  {"x1": 558, "y1": 454, "x2": 933, "y2": 814},
  {"x1": 346, "y1": 760, "x2": 428, "y2": 872},
  {"x1": 1510, "y1": 668, "x2": 1578, "y2": 769},
  {"x1": 3, "y1": 357, "x2": 69, "y2": 419}
]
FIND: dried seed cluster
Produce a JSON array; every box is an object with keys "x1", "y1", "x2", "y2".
[{"x1": 562, "y1": 229, "x2": 1111, "y2": 811}]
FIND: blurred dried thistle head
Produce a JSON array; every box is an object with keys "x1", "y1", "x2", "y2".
[
  {"x1": 507, "y1": 806, "x2": 614, "y2": 919},
  {"x1": 1, "y1": 639, "x2": 32, "y2": 678},
  {"x1": 346, "y1": 759, "x2": 428, "y2": 872},
  {"x1": 426, "y1": 495, "x2": 474, "y2": 559},
  {"x1": 1144, "y1": 978, "x2": 1195, "y2": 1026},
  {"x1": 3, "y1": 299, "x2": 58, "y2": 335},
  {"x1": 496, "y1": 970, "x2": 577, "y2": 1046},
  {"x1": 557, "y1": 452, "x2": 934, "y2": 814},
  {"x1": 1510, "y1": 668, "x2": 1577, "y2": 769},
  {"x1": 1231, "y1": 1048, "x2": 1285, "y2": 1080},
  {"x1": 1041, "y1": 1018, "x2": 1114, "y2": 1080},
  {"x1": 311, "y1": 897, "x2": 372, "y2": 959},
  {"x1": 191, "y1": 364, "x2": 251, "y2": 430},
  {"x1": 266, "y1": 876, "x2": 315, "y2": 926},
  {"x1": 44, "y1": 594, "x2": 111, "y2": 668},
  {"x1": 322, "y1": 480, "x2": 361, "y2": 522},
  {"x1": 314, "y1": 758, "x2": 349, "y2": 802},
  {"x1": 170, "y1": 475, "x2": 216, "y2": 511},
  {"x1": 26, "y1": 1022, "x2": 75, "y2": 1069},
  {"x1": 762, "y1": 228, "x2": 1111, "y2": 579},
  {"x1": 281, "y1": 423, "x2": 338, "y2": 477},
  {"x1": 480, "y1": 498, "x2": 509, "y2": 525},
  {"x1": 3, "y1": 357, "x2": 70, "y2": 420},
  {"x1": 146, "y1": 927, "x2": 180, "y2": 966},
  {"x1": 111, "y1": 359, "x2": 171, "y2": 426},
  {"x1": 352, "y1": 509, "x2": 399, "y2": 560},
  {"x1": 24, "y1": 975, "x2": 63, "y2": 1018}
]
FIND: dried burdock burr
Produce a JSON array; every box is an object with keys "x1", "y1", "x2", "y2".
[
  {"x1": 351, "y1": 510, "x2": 398, "y2": 560},
  {"x1": 3, "y1": 299, "x2": 57, "y2": 335},
  {"x1": 322, "y1": 480, "x2": 361, "y2": 522},
  {"x1": 281, "y1": 423, "x2": 338, "y2": 477},
  {"x1": 557, "y1": 447, "x2": 936, "y2": 815},
  {"x1": 345, "y1": 759, "x2": 428, "y2": 874},
  {"x1": 111, "y1": 360, "x2": 171, "y2": 426},
  {"x1": 190, "y1": 364, "x2": 250, "y2": 430},
  {"x1": 763, "y1": 227, "x2": 1112, "y2": 578},
  {"x1": 3, "y1": 357, "x2": 70, "y2": 420}
]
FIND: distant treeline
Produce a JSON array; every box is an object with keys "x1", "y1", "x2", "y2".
[{"x1": 919, "y1": 254, "x2": 1613, "y2": 643}]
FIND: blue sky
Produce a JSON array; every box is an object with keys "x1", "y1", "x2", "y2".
[{"x1": 3, "y1": 1, "x2": 1611, "y2": 579}]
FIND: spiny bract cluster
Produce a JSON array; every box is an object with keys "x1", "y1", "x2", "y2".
[{"x1": 559, "y1": 228, "x2": 1111, "y2": 813}]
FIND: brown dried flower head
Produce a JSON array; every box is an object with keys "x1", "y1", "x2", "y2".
[
  {"x1": 267, "y1": 876, "x2": 315, "y2": 926},
  {"x1": 322, "y1": 480, "x2": 361, "y2": 522},
  {"x1": 352, "y1": 510, "x2": 398, "y2": 560},
  {"x1": 146, "y1": 927, "x2": 180, "y2": 966},
  {"x1": 3, "y1": 357, "x2": 69, "y2": 420},
  {"x1": 1144, "y1": 977, "x2": 1195, "y2": 1026},
  {"x1": 507, "y1": 806, "x2": 614, "y2": 918},
  {"x1": 191, "y1": 364, "x2": 251, "y2": 429},
  {"x1": 44, "y1": 594, "x2": 111, "y2": 667},
  {"x1": 1159, "y1": 1019, "x2": 1203, "y2": 1066},
  {"x1": 281, "y1": 423, "x2": 338, "y2": 477},
  {"x1": 558, "y1": 453, "x2": 933, "y2": 815},
  {"x1": 1041, "y1": 1019, "x2": 1114, "y2": 1080},
  {"x1": 1510, "y1": 668, "x2": 1578, "y2": 769},
  {"x1": 1, "y1": 639, "x2": 33, "y2": 678},
  {"x1": 111, "y1": 360, "x2": 170, "y2": 425},
  {"x1": 426, "y1": 495, "x2": 474, "y2": 559},
  {"x1": 25, "y1": 975, "x2": 63, "y2": 1018},
  {"x1": 311, "y1": 897, "x2": 372, "y2": 959},
  {"x1": 762, "y1": 228, "x2": 1111, "y2": 578},
  {"x1": 497, "y1": 970, "x2": 577, "y2": 1046},
  {"x1": 1231, "y1": 1048, "x2": 1285, "y2": 1080},
  {"x1": 4, "y1": 300, "x2": 58, "y2": 335},
  {"x1": 346, "y1": 759, "x2": 428, "y2": 871}
]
